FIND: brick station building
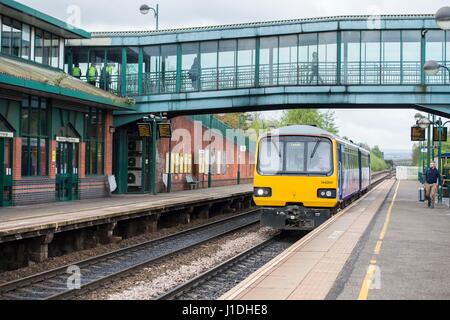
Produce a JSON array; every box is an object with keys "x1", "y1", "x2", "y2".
[
  {"x1": 0, "y1": 0, "x2": 133, "y2": 206},
  {"x1": 0, "y1": 0, "x2": 254, "y2": 206}
]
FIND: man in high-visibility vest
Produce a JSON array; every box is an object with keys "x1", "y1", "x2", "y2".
[
  {"x1": 106, "y1": 64, "x2": 113, "y2": 91},
  {"x1": 71, "y1": 63, "x2": 82, "y2": 79},
  {"x1": 87, "y1": 63, "x2": 98, "y2": 86}
]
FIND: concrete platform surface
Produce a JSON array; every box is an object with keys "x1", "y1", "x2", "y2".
[
  {"x1": 331, "y1": 179, "x2": 450, "y2": 300},
  {"x1": 0, "y1": 184, "x2": 252, "y2": 241},
  {"x1": 223, "y1": 179, "x2": 450, "y2": 300}
]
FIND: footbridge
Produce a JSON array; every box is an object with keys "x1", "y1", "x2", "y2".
[{"x1": 65, "y1": 14, "x2": 450, "y2": 123}]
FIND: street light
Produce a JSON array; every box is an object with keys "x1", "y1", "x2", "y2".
[
  {"x1": 423, "y1": 60, "x2": 450, "y2": 83},
  {"x1": 417, "y1": 116, "x2": 431, "y2": 129},
  {"x1": 414, "y1": 113, "x2": 450, "y2": 204},
  {"x1": 423, "y1": 60, "x2": 441, "y2": 76},
  {"x1": 415, "y1": 113, "x2": 424, "y2": 122},
  {"x1": 435, "y1": 6, "x2": 450, "y2": 30},
  {"x1": 140, "y1": 4, "x2": 159, "y2": 30}
]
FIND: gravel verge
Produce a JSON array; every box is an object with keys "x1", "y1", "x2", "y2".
[
  {"x1": 0, "y1": 211, "x2": 249, "y2": 285},
  {"x1": 80, "y1": 226, "x2": 277, "y2": 300}
]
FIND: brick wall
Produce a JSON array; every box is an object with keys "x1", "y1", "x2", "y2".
[
  {"x1": 12, "y1": 138, "x2": 21, "y2": 181},
  {"x1": 155, "y1": 116, "x2": 254, "y2": 193},
  {"x1": 79, "y1": 142, "x2": 86, "y2": 179},
  {"x1": 104, "y1": 111, "x2": 113, "y2": 175},
  {"x1": 13, "y1": 177, "x2": 56, "y2": 206},
  {"x1": 79, "y1": 176, "x2": 109, "y2": 199},
  {"x1": 48, "y1": 140, "x2": 56, "y2": 179}
]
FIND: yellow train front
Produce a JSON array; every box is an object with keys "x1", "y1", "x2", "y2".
[{"x1": 254, "y1": 125, "x2": 370, "y2": 231}]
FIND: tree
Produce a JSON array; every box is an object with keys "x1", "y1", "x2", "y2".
[
  {"x1": 371, "y1": 145, "x2": 383, "y2": 159},
  {"x1": 215, "y1": 113, "x2": 246, "y2": 129},
  {"x1": 280, "y1": 109, "x2": 338, "y2": 134}
]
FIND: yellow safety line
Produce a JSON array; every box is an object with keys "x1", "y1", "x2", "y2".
[{"x1": 358, "y1": 180, "x2": 400, "y2": 300}]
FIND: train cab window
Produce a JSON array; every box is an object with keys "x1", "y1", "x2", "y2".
[
  {"x1": 257, "y1": 136, "x2": 333, "y2": 175},
  {"x1": 258, "y1": 138, "x2": 284, "y2": 174},
  {"x1": 285, "y1": 142, "x2": 305, "y2": 172},
  {"x1": 307, "y1": 141, "x2": 332, "y2": 173}
]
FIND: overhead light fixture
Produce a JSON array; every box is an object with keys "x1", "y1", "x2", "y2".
[{"x1": 435, "y1": 6, "x2": 450, "y2": 30}]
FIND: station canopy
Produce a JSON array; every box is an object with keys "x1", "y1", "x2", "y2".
[{"x1": 0, "y1": 55, "x2": 132, "y2": 109}]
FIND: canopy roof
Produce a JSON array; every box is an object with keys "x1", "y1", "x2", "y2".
[
  {"x1": 0, "y1": 0, "x2": 90, "y2": 39},
  {"x1": 0, "y1": 55, "x2": 133, "y2": 109}
]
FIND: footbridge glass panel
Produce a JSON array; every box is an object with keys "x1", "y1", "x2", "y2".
[{"x1": 65, "y1": 16, "x2": 450, "y2": 99}]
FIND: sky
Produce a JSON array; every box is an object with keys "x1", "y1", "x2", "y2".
[{"x1": 18, "y1": 0, "x2": 450, "y2": 154}]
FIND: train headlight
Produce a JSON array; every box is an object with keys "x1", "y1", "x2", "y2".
[
  {"x1": 254, "y1": 187, "x2": 272, "y2": 197},
  {"x1": 317, "y1": 189, "x2": 336, "y2": 199}
]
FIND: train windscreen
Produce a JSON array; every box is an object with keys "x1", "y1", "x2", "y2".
[{"x1": 257, "y1": 136, "x2": 332, "y2": 175}]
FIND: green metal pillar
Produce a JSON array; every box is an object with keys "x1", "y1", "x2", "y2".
[
  {"x1": 420, "y1": 31, "x2": 426, "y2": 85},
  {"x1": 237, "y1": 136, "x2": 241, "y2": 185},
  {"x1": 112, "y1": 128, "x2": 128, "y2": 194},
  {"x1": 427, "y1": 114, "x2": 431, "y2": 166},
  {"x1": 176, "y1": 44, "x2": 182, "y2": 93},
  {"x1": 432, "y1": 115, "x2": 436, "y2": 161},
  {"x1": 167, "y1": 128, "x2": 172, "y2": 193},
  {"x1": 418, "y1": 141, "x2": 423, "y2": 182},
  {"x1": 255, "y1": 38, "x2": 260, "y2": 87},
  {"x1": 151, "y1": 118, "x2": 157, "y2": 195},
  {"x1": 438, "y1": 118, "x2": 443, "y2": 203},
  {"x1": 138, "y1": 47, "x2": 143, "y2": 95},
  {"x1": 336, "y1": 31, "x2": 342, "y2": 85},
  {"x1": 208, "y1": 114, "x2": 212, "y2": 188},
  {"x1": 121, "y1": 47, "x2": 127, "y2": 97}
]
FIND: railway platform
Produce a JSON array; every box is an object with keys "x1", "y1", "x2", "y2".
[
  {"x1": 0, "y1": 184, "x2": 253, "y2": 270},
  {"x1": 222, "y1": 178, "x2": 450, "y2": 300}
]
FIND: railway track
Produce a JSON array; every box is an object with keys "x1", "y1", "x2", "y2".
[
  {"x1": 157, "y1": 171, "x2": 394, "y2": 300},
  {"x1": 0, "y1": 209, "x2": 261, "y2": 300},
  {"x1": 157, "y1": 232, "x2": 301, "y2": 300},
  {"x1": 0, "y1": 171, "x2": 393, "y2": 301}
]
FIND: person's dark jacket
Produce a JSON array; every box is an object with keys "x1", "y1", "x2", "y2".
[{"x1": 425, "y1": 167, "x2": 440, "y2": 184}]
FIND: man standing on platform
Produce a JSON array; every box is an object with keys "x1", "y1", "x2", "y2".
[{"x1": 424, "y1": 161, "x2": 440, "y2": 209}]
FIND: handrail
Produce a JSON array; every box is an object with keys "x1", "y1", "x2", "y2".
[{"x1": 75, "y1": 60, "x2": 442, "y2": 97}]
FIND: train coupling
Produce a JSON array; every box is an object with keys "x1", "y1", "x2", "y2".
[{"x1": 260, "y1": 205, "x2": 331, "y2": 231}]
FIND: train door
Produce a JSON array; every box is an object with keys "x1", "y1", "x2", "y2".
[
  {"x1": 358, "y1": 149, "x2": 362, "y2": 191},
  {"x1": 337, "y1": 143, "x2": 343, "y2": 201}
]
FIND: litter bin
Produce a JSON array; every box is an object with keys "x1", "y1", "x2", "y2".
[{"x1": 419, "y1": 184, "x2": 425, "y2": 202}]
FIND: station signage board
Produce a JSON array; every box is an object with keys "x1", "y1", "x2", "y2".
[
  {"x1": 433, "y1": 127, "x2": 448, "y2": 142},
  {"x1": 411, "y1": 126, "x2": 425, "y2": 141},
  {"x1": 0, "y1": 131, "x2": 13, "y2": 138},
  {"x1": 137, "y1": 123, "x2": 151, "y2": 137},
  {"x1": 56, "y1": 136, "x2": 80, "y2": 143},
  {"x1": 158, "y1": 122, "x2": 172, "y2": 139}
]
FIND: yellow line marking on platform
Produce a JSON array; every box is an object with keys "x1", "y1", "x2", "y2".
[
  {"x1": 373, "y1": 241, "x2": 383, "y2": 255},
  {"x1": 358, "y1": 180, "x2": 400, "y2": 300}
]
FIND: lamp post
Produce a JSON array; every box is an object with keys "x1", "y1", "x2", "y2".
[
  {"x1": 415, "y1": 113, "x2": 449, "y2": 203},
  {"x1": 140, "y1": 4, "x2": 159, "y2": 31}
]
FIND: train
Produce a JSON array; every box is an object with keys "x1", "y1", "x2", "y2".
[{"x1": 253, "y1": 125, "x2": 371, "y2": 231}]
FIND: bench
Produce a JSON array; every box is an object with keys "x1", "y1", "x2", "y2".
[{"x1": 186, "y1": 174, "x2": 200, "y2": 190}]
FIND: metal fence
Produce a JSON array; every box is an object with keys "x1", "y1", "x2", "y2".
[{"x1": 77, "y1": 60, "x2": 440, "y2": 97}]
